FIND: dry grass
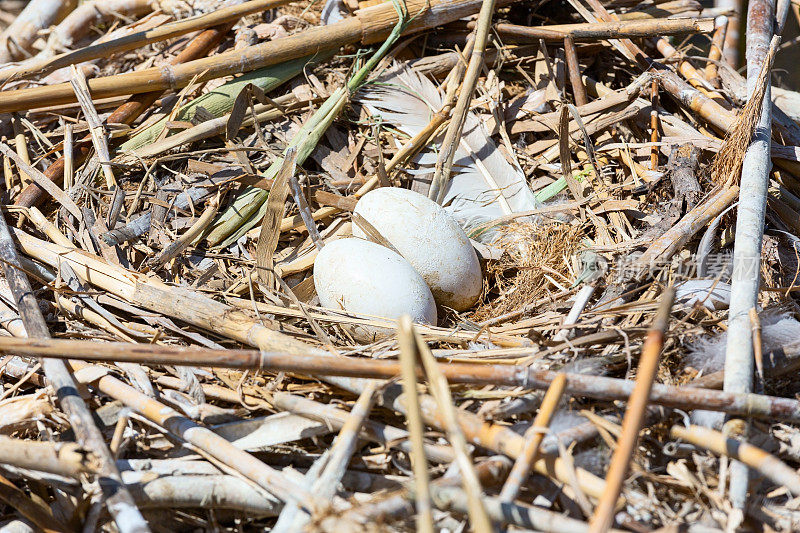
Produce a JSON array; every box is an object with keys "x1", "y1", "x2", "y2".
[
  {"x1": 708, "y1": 37, "x2": 778, "y2": 186},
  {"x1": 472, "y1": 221, "x2": 584, "y2": 321}
]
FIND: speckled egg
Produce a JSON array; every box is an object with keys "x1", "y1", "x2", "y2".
[{"x1": 353, "y1": 187, "x2": 482, "y2": 311}]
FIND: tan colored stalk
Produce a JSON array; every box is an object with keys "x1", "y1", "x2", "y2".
[
  {"x1": 704, "y1": 16, "x2": 728, "y2": 86},
  {"x1": 489, "y1": 17, "x2": 714, "y2": 41},
  {"x1": 414, "y1": 330, "x2": 492, "y2": 532},
  {"x1": 13, "y1": 333, "x2": 800, "y2": 428},
  {"x1": 0, "y1": 0, "x2": 292, "y2": 84},
  {"x1": 654, "y1": 36, "x2": 727, "y2": 105},
  {"x1": 499, "y1": 373, "x2": 567, "y2": 502},
  {"x1": 650, "y1": 79, "x2": 660, "y2": 169},
  {"x1": 671, "y1": 424, "x2": 800, "y2": 494},
  {"x1": 397, "y1": 316, "x2": 434, "y2": 533},
  {"x1": 589, "y1": 288, "x2": 675, "y2": 533},
  {"x1": 429, "y1": 0, "x2": 496, "y2": 203},
  {"x1": 0, "y1": 0, "x2": 495, "y2": 113},
  {"x1": 70, "y1": 65, "x2": 117, "y2": 188},
  {"x1": 10, "y1": 115, "x2": 31, "y2": 188}
]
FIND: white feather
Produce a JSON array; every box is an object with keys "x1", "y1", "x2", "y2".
[{"x1": 357, "y1": 63, "x2": 538, "y2": 241}]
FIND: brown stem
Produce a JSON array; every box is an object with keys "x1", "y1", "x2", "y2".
[
  {"x1": 14, "y1": 22, "x2": 233, "y2": 209},
  {"x1": 589, "y1": 288, "x2": 675, "y2": 532}
]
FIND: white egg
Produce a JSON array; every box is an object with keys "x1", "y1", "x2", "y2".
[
  {"x1": 313, "y1": 238, "x2": 437, "y2": 326},
  {"x1": 353, "y1": 187, "x2": 482, "y2": 311}
]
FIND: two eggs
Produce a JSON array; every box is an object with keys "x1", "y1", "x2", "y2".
[{"x1": 314, "y1": 188, "x2": 483, "y2": 327}]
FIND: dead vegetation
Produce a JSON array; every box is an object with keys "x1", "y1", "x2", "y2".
[{"x1": 0, "y1": 0, "x2": 796, "y2": 531}]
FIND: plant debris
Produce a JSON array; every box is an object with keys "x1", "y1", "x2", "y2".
[{"x1": 0, "y1": 0, "x2": 797, "y2": 531}]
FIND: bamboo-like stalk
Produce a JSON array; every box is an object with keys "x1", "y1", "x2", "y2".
[
  {"x1": 589, "y1": 288, "x2": 675, "y2": 533},
  {"x1": 650, "y1": 79, "x2": 660, "y2": 169},
  {"x1": 499, "y1": 373, "x2": 567, "y2": 502},
  {"x1": 0, "y1": 0, "x2": 292, "y2": 85},
  {"x1": 0, "y1": 0, "x2": 76, "y2": 64},
  {"x1": 654, "y1": 35, "x2": 727, "y2": 105},
  {"x1": 414, "y1": 325, "x2": 492, "y2": 532},
  {"x1": 490, "y1": 17, "x2": 714, "y2": 41},
  {"x1": 0, "y1": 213, "x2": 150, "y2": 533},
  {"x1": 564, "y1": 36, "x2": 588, "y2": 106},
  {"x1": 724, "y1": 0, "x2": 775, "y2": 513},
  {"x1": 11, "y1": 334, "x2": 800, "y2": 425},
  {"x1": 429, "y1": 0, "x2": 495, "y2": 203},
  {"x1": 14, "y1": 22, "x2": 234, "y2": 209},
  {"x1": 705, "y1": 16, "x2": 728, "y2": 86},
  {"x1": 0, "y1": 436, "x2": 98, "y2": 479},
  {"x1": 397, "y1": 316, "x2": 433, "y2": 533},
  {"x1": 0, "y1": 0, "x2": 500, "y2": 114},
  {"x1": 671, "y1": 424, "x2": 800, "y2": 494}
]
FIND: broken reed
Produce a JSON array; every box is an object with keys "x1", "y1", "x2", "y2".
[
  {"x1": 8, "y1": 336, "x2": 800, "y2": 425},
  {"x1": 708, "y1": 35, "x2": 779, "y2": 185}
]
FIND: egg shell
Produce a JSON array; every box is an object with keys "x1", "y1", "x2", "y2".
[
  {"x1": 353, "y1": 187, "x2": 482, "y2": 311},
  {"x1": 313, "y1": 238, "x2": 437, "y2": 326}
]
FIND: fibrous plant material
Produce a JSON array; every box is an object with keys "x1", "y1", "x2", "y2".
[{"x1": 0, "y1": 0, "x2": 799, "y2": 530}]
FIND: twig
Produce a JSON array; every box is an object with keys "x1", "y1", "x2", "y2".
[
  {"x1": 0, "y1": 209, "x2": 150, "y2": 533},
  {"x1": 671, "y1": 424, "x2": 800, "y2": 495},
  {"x1": 428, "y1": 0, "x2": 496, "y2": 203},
  {"x1": 413, "y1": 324, "x2": 492, "y2": 532},
  {"x1": 146, "y1": 193, "x2": 220, "y2": 270},
  {"x1": 499, "y1": 373, "x2": 567, "y2": 502},
  {"x1": 397, "y1": 316, "x2": 434, "y2": 532},
  {"x1": 564, "y1": 36, "x2": 588, "y2": 106},
  {"x1": 705, "y1": 15, "x2": 728, "y2": 86},
  {"x1": 589, "y1": 287, "x2": 675, "y2": 533}
]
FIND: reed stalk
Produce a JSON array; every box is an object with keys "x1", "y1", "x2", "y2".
[
  {"x1": 499, "y1": 373, "x2": 567, "y2": 502},
  {"x1": 429, "y1": 0, "x2": 495, "y2": 203},
  {"x1": 0, "y1": 0, "x2": 292, "y2": 85},
  {"x1": 397, "y1": 316, "x2": 434, "y2": 533},
  {"x1": 589, "y1": 288, "x2": 674, "y2": 532}
]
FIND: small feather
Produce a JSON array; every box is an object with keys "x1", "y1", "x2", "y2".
[{"x1": 357, "y1": 63, "x2": 538, "y2": 242}]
